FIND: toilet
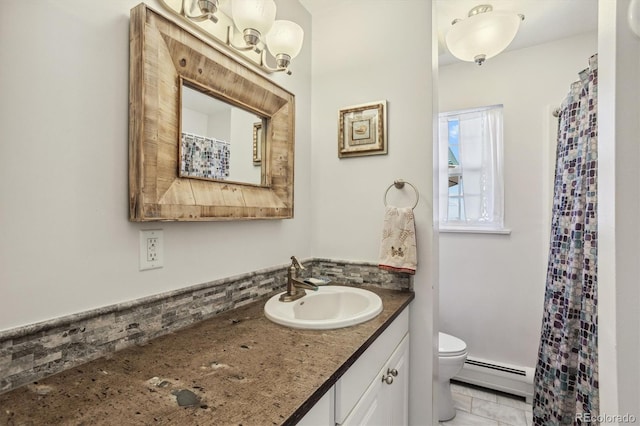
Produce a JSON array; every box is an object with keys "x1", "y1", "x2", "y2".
[{"x1": 438, "y1": 332, "x2": 468, "y2": 422}]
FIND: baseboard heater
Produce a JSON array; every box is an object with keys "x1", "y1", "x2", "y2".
[{"x1": 454, "y1": 357, "x2": 534, "y2": 403}]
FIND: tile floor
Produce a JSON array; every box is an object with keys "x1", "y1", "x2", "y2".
[{"x1": 439, "y1": 381, "x2": 533, "y2": 426}]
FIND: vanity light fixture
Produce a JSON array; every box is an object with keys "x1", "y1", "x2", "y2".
[
  {"x1": 176, "y1": 0, "x2": 303, "y2": 74},
  {"x1": 445, "y1": 4, "x2": 524, "y2": 66},
  {"x1": 186, "y1": 0, "x2": 220, "y2": 22}
]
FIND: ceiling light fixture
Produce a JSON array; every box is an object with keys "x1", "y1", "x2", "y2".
[
  {"x1": 445, "y1": 4, "x2": 524, "y2": 66},
  {"x1": 161, "y1": 0, "x2": 304, "y2": 75}
]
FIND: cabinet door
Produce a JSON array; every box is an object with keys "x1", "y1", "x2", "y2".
[
  {"x1": 385, "y1": 333, "x2": 410, "y2": 426},
  {"x1": 341, "y1": 369, "x2": 386, "y2": 426},
  {"x1": 341, "y1": 334, "x2": 410, "y2": 426},
  {"x1": 335, "y1": 309, "x2": 409, "y2": 423},
  {"x1": 297, "y1": 386, "x2": 334, "y2": 426}
]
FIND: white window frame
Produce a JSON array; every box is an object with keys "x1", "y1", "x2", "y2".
[{"x1": 438, "y1": 105, "x2": 510, "y2": 234}]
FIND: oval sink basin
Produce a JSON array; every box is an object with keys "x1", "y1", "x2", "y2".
[{"x1": 264, "y1": 286, "x2": 383, "y2": 330}]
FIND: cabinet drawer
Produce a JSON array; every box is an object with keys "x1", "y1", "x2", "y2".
[{"x1": 335, "y1": 307, "x2": 409, "y2": 424}]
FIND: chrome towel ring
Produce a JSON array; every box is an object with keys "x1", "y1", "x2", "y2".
[{"x1": 383, "y1": 179, "x2": 419, "y2": 209}]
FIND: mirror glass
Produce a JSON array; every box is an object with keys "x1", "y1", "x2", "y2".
[{"x1": 180, "y1": 82, "x2": 265, "y2": 186}]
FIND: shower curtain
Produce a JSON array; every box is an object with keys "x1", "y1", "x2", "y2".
[{"x1": 533, "y1": 54, "x2": 598, "y2": 425}]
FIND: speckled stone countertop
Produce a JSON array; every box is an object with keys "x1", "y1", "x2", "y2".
[{"x1": 0, "y1": 286, "x2": 413, "y2": 426}]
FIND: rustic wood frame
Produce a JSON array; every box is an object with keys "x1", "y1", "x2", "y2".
[
  {"x1": 129, "y1": 4, "x2": 295, "y2": 221},
  {"x1": 338, "y1": 100, "x2": 387, "y2": 158}
]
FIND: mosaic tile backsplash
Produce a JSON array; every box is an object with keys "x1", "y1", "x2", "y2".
[{"x1": 0, "y1": 259, "x2": 410, "y2": 395}]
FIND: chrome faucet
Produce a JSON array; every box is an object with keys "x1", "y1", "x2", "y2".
[{"x1": 279, "y1": 256, "x2": 318, "y2": 302}]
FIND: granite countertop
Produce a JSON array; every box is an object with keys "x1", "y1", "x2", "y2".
[{"x1": 0, "y1": 286, "x2": 413, "y2": 426}]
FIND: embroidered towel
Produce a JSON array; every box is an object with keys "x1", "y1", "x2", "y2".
[{"x1": 378, "y1": 206, "x2": 417, "y2": 274}]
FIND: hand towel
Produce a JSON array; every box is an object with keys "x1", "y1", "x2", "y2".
[{"x1": 378, "y1": 206, "x2": 417, "y2": 275}]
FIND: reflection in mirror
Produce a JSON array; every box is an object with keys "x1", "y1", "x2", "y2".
[
  {"x1": 180, "y1": 82, "x2": 265, "y2": 186},
  {"x1": 252, "y1": 122, "x2": 263, "y2": 165}
]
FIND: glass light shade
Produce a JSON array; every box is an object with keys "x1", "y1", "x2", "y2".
[
  {"x1": 266, "y1": 20, "x2": 304, "y2": 59},
  {"x1": 231, "y1": 0, "x2": 276, "y2": 36},
  {"x1": 445, "y1": 11, "x2": 521, "y2": 63}
]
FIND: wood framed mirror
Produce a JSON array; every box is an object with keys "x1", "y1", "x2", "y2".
[{"x1": 129, "y1": 3, "x2": 295, "y2": 221}]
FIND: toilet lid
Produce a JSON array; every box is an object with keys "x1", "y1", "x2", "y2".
[{"x1": 439, "y1": 332, "x2": 467, "y2": 357}]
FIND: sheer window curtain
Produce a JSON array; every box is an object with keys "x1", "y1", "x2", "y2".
[{"x1": 438, "y1": 106, "x2": 504, "y2": 228}]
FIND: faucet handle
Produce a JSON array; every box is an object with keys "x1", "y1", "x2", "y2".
[{"x1": 290, "y1": 256, "x2": 305, "y2": 270}]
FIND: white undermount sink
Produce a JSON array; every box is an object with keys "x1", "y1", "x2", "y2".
[{"x1": 264, "y1": 286, "x2": 383, "y2": 330}]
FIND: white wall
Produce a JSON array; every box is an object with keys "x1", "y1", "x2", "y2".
[
  {"x1": 182, "y1": 107, "x2": 214, "y2": 137},
  {"x1": 229, "y1": 107, "x2": 261, "y2": 184},
  {"x1": 308, "y1": 1, "x2": 435, "y2": 423},
  {"x1": 598, "y1": 0, "x2": 640, "y2": 418},
  {"x1": 0, "y1": 0, "x2": 312, "y2": 331},
  {"x1": 438, "y1": 32, "x2": 598, "y2": 369}
]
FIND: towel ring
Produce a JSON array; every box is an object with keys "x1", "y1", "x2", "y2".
[{"x1": 383, "y1": 179, "x2": 419, "y2": 209}]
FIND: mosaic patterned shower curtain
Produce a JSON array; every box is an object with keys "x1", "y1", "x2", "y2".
[{"x1": 533, "y1": 54, "x2": 598, "y2": 425}]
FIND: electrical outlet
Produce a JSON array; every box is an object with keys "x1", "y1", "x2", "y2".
[
  {"x1": 140, "y1": 230, "x2": 163, "y2": 270},
  {"x1": 147, "y1": 237, "x2": 159, "y2": 261}
]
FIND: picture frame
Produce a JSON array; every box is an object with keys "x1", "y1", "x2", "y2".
[
  {"x1": 252, "y1": 121, "x2": 263, "y2": 166},
  {"x1": 338, "y1": 100, "x2": 387, "y2": 158}
]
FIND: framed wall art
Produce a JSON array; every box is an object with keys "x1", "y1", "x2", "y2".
[
  {"x1": 338, "y1": 100, "x2": 387, "y2": 158},
  {"x1": 252, "y1": 122, "x2": 263, "y2": 166}
]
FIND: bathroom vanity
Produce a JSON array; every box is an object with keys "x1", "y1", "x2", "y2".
[
  {"x1": 0, "y1": 286, "x2": 413, "y2": 425},
  {"x1": 300, "y1": 307, "x2": 409, "y2": 425}
]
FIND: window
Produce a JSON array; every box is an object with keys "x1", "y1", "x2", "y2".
[{"x1": 438, "y1": 105, "x2": 506, "y2": 232}]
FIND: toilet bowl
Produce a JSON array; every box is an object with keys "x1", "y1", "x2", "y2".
[{"x1": 438, "y1": 332, "x2": 468, "y2": 422}]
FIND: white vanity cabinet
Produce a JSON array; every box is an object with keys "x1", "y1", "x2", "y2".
[
  {"x1": 297, "y1": 387, "x2": 335, "y2": 426},
  {"x1": 336, "y1": 307, "x2": 409, "y2": 426},
  {"x1": 340, "y1": 334, "x2": 409, "y2": 425},
  {"x1": 296, "y1": 307, "x2": 410, "y2": 426}
]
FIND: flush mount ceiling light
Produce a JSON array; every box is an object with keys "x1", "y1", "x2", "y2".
[
  {"x1": 161, "y1": 0, "x2": 304, "y2": 75},
  {"x1": 445, "y1": 4, "x2": 524, "y2": 66}
]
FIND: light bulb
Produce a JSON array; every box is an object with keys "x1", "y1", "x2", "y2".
[
  {"x1": 231, "y1": 0, "x2": 276, "y2": 46},
  {"x1": 266, "y1": 20, "x2": 304, "y2": 69}
]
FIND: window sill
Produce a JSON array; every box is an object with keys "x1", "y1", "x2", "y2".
[{"x1": 438, "y1": 226, "x2": 512, "y2": 235}]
